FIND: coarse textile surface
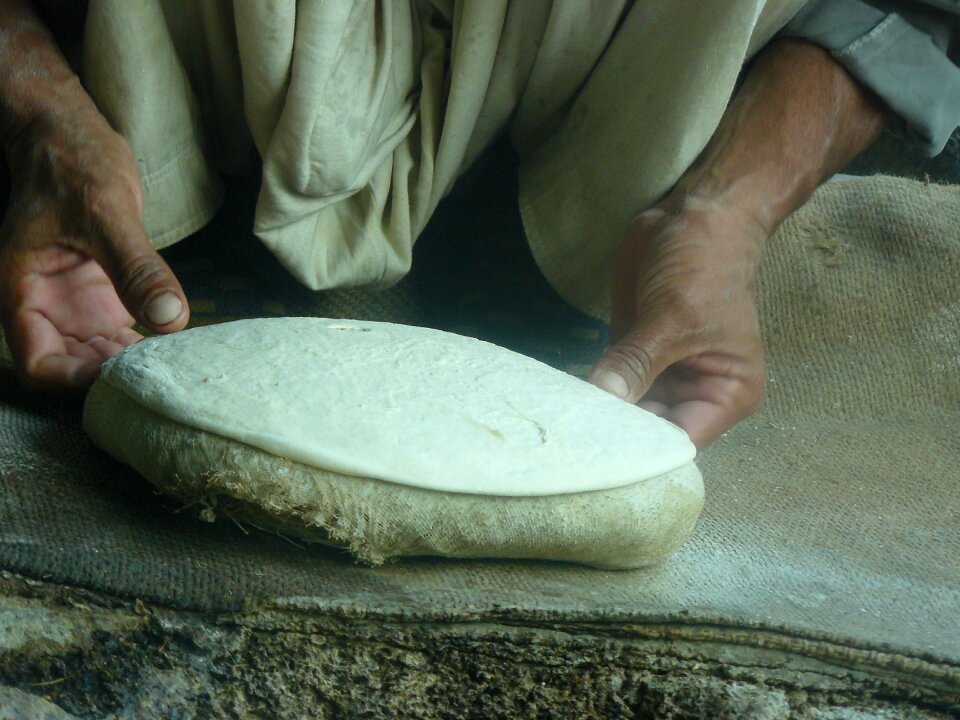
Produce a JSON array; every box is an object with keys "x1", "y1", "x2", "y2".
[{"x1": 0, "y1": 176, "x2": 958, "y2": 690}]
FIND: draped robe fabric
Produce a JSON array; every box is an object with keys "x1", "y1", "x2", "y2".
[{"x1": 81, "y1": 0, "x2": 804, "y2": 318}]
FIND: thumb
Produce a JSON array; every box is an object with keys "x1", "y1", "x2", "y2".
[
  {"x1": 589, "y1": 318, "x2": 682, "y2": 403},
  {"x1": 88, "y1": 211, "x2": 189, "y2": 333}
]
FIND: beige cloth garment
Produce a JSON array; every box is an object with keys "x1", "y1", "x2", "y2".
[{"x1": 81, "y1": 0, "x2": 805, "y2": 318}]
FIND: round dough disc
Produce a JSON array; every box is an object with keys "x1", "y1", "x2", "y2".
[{"x1": 83, "y1": 318, "x2": 704, "y2": 568}]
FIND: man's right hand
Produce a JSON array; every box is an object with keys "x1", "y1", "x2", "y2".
[{"x1": 0, "y1": 78, "x2": 189, "y2": 391}]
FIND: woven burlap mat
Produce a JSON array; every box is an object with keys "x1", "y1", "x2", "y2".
[{"x1": 0, "y1": 173, "x2": 957, "y2": 686}]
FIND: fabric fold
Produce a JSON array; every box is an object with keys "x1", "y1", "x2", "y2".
[{"x1": 82, "y1": 0, "x2": 810, "y2": 301}]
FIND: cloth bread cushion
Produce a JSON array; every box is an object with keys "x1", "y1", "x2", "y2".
[{"x1": 82, "y1": 318, "x2": 703, "y2": 568}]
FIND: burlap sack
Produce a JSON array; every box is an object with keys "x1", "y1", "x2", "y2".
[{"x1": 0, "y1": 176, "x2": 957, "y2": 695}]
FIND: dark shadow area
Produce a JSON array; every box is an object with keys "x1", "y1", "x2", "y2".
[
  {"x1": 407, "y1": 139, "x2": 609, "y2": 371},
  {"x1": 159, "y1": 138, "x2": 609, "y2": 375}
]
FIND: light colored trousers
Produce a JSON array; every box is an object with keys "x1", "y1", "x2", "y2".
[{"x1": 82, "y1": 0, "x2": 804, "y2": 318}]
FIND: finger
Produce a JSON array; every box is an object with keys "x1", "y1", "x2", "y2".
[
  {"x1": 82, "y1": 197, "x2": 189, "y2": 334},
  {"x1": 63, "y1": 336, "x2": 105, "y2": 361},
  {"x1": 7, "y1": 308, "x2": 67, "y2": 372},
  {"x1": 589, "y1": 318, "x2": 686, "y2": 404},
  {"x1": 637, "y1": 400, "x2": 669, "y2": 416},
  {"x1": 109, "y1": 326, "x2": 143, "y2": 347},
  {"x1": 84, "y1": 335, "x2": 127, "y2": 360},
  {"x1": 663, "y1": 400, "x2": 738, "y2": 451},
  {"x1": 8, "y1": 312, "x2": 102, "y2": 391},
  {"x1": 634, "y1": 365, "x2": 717, "y2": 407},
  {"x1": 25, "y1": 352, "x2": 104, "y2": 391}
]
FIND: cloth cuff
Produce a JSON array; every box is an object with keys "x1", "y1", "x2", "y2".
[{"x1": 782, "y1": 0, "x2": 960, "y2": 155}]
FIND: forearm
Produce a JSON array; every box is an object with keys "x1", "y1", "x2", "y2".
[
  {"x1": 0, "y1": 0, "x2": 88, "y2": 149},
  {"x1": 669, "y1": 39, "x2": 893, "y2": 237}
]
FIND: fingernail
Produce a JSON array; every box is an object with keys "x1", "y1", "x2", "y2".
[
  {"x1": 145, "y1": 293, "x2": 182, "y2": 326},
  {"x1": 592, "y1": 369, "x2": 630, "y2": 399}
]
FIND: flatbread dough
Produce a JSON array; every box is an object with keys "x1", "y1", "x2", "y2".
[{"x1": 83, "y1": 318, "x2": 704, "y2": 568}]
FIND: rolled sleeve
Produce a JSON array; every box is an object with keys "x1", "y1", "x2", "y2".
[{"x1": 782, "y1": 0, "x2": 960, "y2": 156}]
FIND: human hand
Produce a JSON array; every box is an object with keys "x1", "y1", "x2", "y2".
[
  {"x1": 589, "y1": 201, "x2": 768, "y2": 450},
  {"x1": 0, "y1": 85, "x2": 189, "y2": 391},
  {"x1": 586, "y1": 34, "x2": 895, "y2": 450}
]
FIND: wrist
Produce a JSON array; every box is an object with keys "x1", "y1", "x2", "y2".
[
  {"x1": 664, "y1": 147, "x2": 816, "y2": 243},
  {"x1": 652, "y1": 173, "x2": 779, "y2": 261},
  {"x1": 0, "y1": 7, "x2": 87, "y2": 153},
  {"x1": 663, "y1": 40, "x2": 891, "y2": 238},
  {"x1": 2, "y1": 73, "x2": 104, "y2": 164}
]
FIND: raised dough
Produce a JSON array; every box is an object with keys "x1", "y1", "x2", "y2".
[
  {"x1": 87, "y1": 317, "x2": 695, "y2": 496},
  {"x1": 83, "y1": 318, "x2": 704, "y2": 568}
]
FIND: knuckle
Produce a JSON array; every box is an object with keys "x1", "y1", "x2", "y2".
[
  {"x1": 81, "y1": 179, "x2": 127, "y2": 223},
  {"x1": 606, "y1": 340, "x2": 657, "y2": 386},
  {"x1": 670, "y1": 299, "x2": 708, "y2": 338},
  {"x1": 75, "y1": 162, "x2": 142, "y2": 225},
  {"x1": 637, "y1": 281, "x2": 706, "y2": 335},
  {"x1": 117, "y1": 256, "x2": 168, "y2": 297},
  {"x1": 25, "y1": 140, "x2": 65, "y2": 187}
]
